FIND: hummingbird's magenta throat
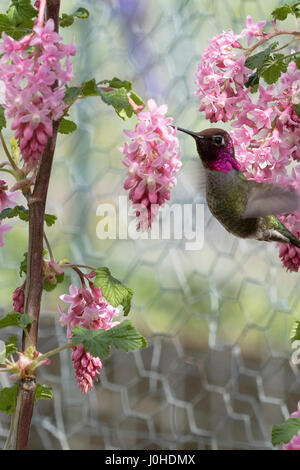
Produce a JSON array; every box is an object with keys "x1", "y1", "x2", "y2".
[{"x1": 209, "y1": 148, "x2": 241, "y2": 173}]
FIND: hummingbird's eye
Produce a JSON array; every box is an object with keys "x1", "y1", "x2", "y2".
[{"x1": 212, "y1": 135, "x2": 225, "y2": 146}]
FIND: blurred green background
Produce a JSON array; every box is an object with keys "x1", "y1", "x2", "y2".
[{"x1": 0, "y1": 0, "x2": 300, "y2": 450}]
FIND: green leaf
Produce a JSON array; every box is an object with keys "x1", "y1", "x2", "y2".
[
  {"x1": 82, "y1": 79, "x2": 100, "y2": 97},
  {"x1": 94, "y1": 267, "x2": 133, "y2": 316},
  {"x1": 0, "y1": 13, "x2": 12, "y2": 33},
  {"x1": 63, "y1": 79, "x2": 101, "y2": 104},
  {"x1": 72, "y1": 320, "x2": 147, "y2": 358},
  {"x1": 0, "y1": 2, "x2": 36, "y2": 40},
  {"x1": 245, "y1": 43, "x2": 286, "y2": 87},
  {"x1": 34, "y1": 384, "x2": 53, "y2": 402},
  {"x1": 44, "y1": 213, "x2": 57, "y2": 227},
  {"x1": 0, "y1": 312, "x2": 35, "y2": 330},
  {"x1": 43, "y1": 281, "x2": 56, "y2": 292},
  {"x1": 19, "y1": 313, "x2": 35, "y2": 329},
  {"x1": 7, "y1": 5, "x2": 22, "y2": 25},
  {"x1": 122, "y1": 291, "x2": 133, "y2": 317},
  {"x1": 0, "y1": 105, "x2": 6, "y2": 131},
  {"x1": 245, "y1": 43, "x2": 278, "y2": 71},
  {"x1": 72, "y1": 7, "x2": 89, "y2": 19},
  {"x1": 261, "y1": 54, "x2": 287, "y2": 84},
  {"x1": 19, "y1": 252, "x2": 27, "y2": 276},
  {"x1": 245, "y1": 72, "x2": 259, "y2": 92},
  {"x1": 63, "y1": 77, "x2": 144, "y2": 121},
  {"x1": 129, "y1": 91, "x2": 144, "y2": 107},
  {"x1": 0, "y1": 312, "x2": 21, "y2": 329},
  {"x1": 64, "y1": 86, "x2": 82, "y2": 104},
  {"x1": 0, "y1": 205, "x2": 29, "y2": 222},
  {"x1": 7, "y1": 0, "x2": 37, "y2": 26},
  {"x1": 291, "y1": 320, "x2": 300, "y2": 342},
  {"x1": 59, "y1": 13, "x2": 74, "y2": 28},
  {"x1": 295, "y1": 58, "x2": 300, "y2": 70},
  {"x1": 56, "y1": 272, "x2": 64, "y2": 284},
  {"x1": 272, "y1": 5, "x2": 293, "y2": 21},
  {"x1": 245, "y1": 50, "x2": 269, "y2": 71},
  {"x1": 58, "y1": 118, "x2": 77, "y2": 135},
  {"x1": 0, "y1": 385, "x2": 18, "y2": 415},
  {"x1": 59, "y1": 7, "x2": 89, "y2": 27},
  {"x1": 295, "y1": 104, "x2": 300, "y2": 117},
  {"x1": 99, "y1": 87, "x2": 135, "y2": 120},
  {"x1": 272, "y1": 418, "x2": 300, "y2": 446},
  {"x1": 272, "y1": 3, "x2": 300, "y2": 20},
  {"x1": 43, "y1": 272, "x2": 64, "y2": 292},
  {"x1": 99, "y1": 77, "x2": 132, "y2": 91},
  {"x1": 293, "y1": 2, "x2": 300, "y2": 18},
  {"x1": 0, "y1": 205, "x2": 57, "y2": 227},
  {"x1": 5, "y1": 336, "x2": 18, "y2": 356}
]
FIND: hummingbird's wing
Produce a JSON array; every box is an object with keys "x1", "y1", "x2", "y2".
[
  {"x1": 181, "y1": 159, "x2": 206, "y2": 197},
  {"x1": 242, "y1": 181, "x2": 300, "y2": 218}
]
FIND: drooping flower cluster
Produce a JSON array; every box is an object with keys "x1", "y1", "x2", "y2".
[
  {"x1": 0, "y1": 180, "x2": 18, "y2": 246},
  {"x1": 195, "y1": 30, "x2": 250, "y2": 123},
  {"x1": 119, "y1": 98, "x2": 181, "y2": 230},
  {"x1": 0, "y1": 19, "x2": 76, "y2": 173},
  {"x1": 282, "y1": 402, "x2": 300, "y2": 450},
  {"x1": 196, "y1": 16, "x2": 300, "y2": 271},
  {"x1": 59, "y1": 280, "x2": 120, "y2": 393},
  {"x1": 70, "y1": 344, "x2": 103, "y2": 394}
]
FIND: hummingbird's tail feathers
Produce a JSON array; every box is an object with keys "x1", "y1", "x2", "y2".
[
  {"x1": 274, "y1": 218, "x2": 300, "y2": 248},
  {"x1": 288, "y1": 235, "x2": 300, "y2": 249},
  {"x1": 268, "y1": 216, "x2": 300, "y2": 248},
  {"x1": 242, "y1": 183, "x2": 299, "y2": 219}
]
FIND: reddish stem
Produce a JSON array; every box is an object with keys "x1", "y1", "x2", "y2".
[
  {"x1": 246, "y1": 30, "x2": 300, "y2": 56},
  {"x1": 6, "y1": 0, "x2": 61, "y2": 450},
  {"x1": 37, "y1": 0, "x2": 47, "y2": 26}
]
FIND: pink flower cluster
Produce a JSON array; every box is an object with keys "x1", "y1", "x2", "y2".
[
  {"x1": 0, "y1": 18, "x2": 76, "y2": 173},
  {"x1": 0, "y1": 180, "x2": 18, "y2": 246},
  {"x1": 70, "y1": 344, "x2": 103, "y2": 395},
  {"x1": 195, "y1": 30, "x2": 249, "y2": 123},
  {"x1": 282, "y1": 402, "x2": 300, "y2": 450},
  {"x1": 119, "y1": 99, "x2": 181, "y2": 230},
  {"x1": 59, "y1": 280, "x2": 120, "y2": 393},
  {"x1": 196, "y1": 16, "x2": 300, "y2": 271}
]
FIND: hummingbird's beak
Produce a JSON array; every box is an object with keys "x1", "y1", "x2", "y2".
[{"x1": 175, "y1": 126, "x2": 203, "y2": 139}]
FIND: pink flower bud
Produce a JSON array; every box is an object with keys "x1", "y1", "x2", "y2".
[
  {"x1": 13, "y1": 285, "x2": 25, "y2": 314},
  {"x1": 127, "y1": 95, "x2": 145, "y2": 114},
  {"x1": 6, "y1": 347, "x2": 50, "y2": 381}
]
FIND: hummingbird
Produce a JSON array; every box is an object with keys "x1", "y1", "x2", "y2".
[{"x1": 177, "y1": 126, "x2": 300, "y2": 248}]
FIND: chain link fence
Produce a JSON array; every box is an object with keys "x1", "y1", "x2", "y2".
[{"x1": 0, "y1": 0, "x2": 300, "y2": 450}]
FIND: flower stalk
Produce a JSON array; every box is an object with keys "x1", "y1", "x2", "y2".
[{"x1": 5, "y1": 0, "x2": 62, "y2": 450}]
